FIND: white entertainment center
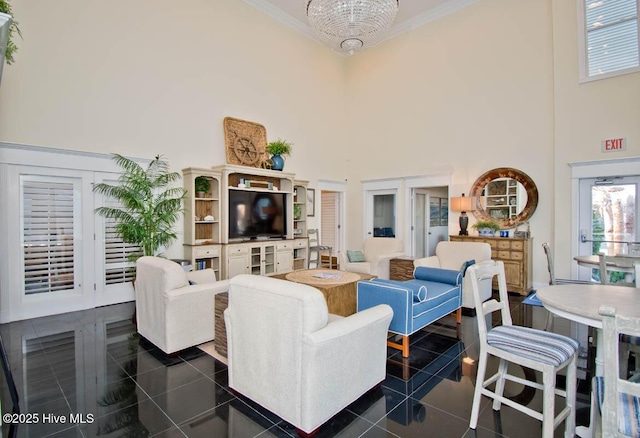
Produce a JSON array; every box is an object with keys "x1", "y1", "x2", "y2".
[{"x1": 183, "y1": 164, "x2": 309, "y2": 280}]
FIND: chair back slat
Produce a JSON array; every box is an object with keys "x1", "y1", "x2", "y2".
[
  {"x1": 598, "y1": 253, "x2": 637, "y2": 287},
  {"x1": 468, "y1": 261, "x2": 512, "y2": 341}
]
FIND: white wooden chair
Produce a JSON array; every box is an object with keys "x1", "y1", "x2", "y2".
[
  {"x1": 597, "y1": 306, "x2": 640, "y2": 437},
  {"x1": 598, "y1": 255, "x2": 640, "y2": 380},
  {"x1": 541, "y1": 242, "x2": 592, "y2": 331},
  {"x1": 598, "y1": 253, "x2": 638, "y2": 287},
  {"x1": 308, "y1": 229, "x2": 332, "y2": 269},
  {"x1": 468, "y1": 260, "x2": 578, "y2": 438}
]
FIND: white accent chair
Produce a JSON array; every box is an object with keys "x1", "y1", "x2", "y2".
[
  {"x1": 135, "y1": 256, "x2": 229, "y2": 354},
  {"x1": 468, "y1": 260, "x2": 578, "y2": 438},
  {"x1": 413, "y1": 240, "x2": 492, "y2": 310},
  {"x1": 224, "y1": 274, "x2": 393, "y2": 436},
  {"x1": 338, "y1": 237, "x2": 404, "y2": 279}
]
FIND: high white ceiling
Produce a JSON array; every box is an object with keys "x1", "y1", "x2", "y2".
[{"x1": 243, "y1": 0, "x2": 482, "y2": 53}]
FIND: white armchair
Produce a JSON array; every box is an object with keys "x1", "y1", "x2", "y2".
[
  {"x1": 224, "y1": 274, "x2": 392, "y2": 436},
  {"x1": 338, "y1": 237, "x2": 404, "y2": 279},
  {"x1": 135, "y1": 256, "x2": 229, "y2": 354},
  {"x1": 414, "y1": 241, "x2": 492, "y2": 310}
]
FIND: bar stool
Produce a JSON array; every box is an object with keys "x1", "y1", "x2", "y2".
[{"x1": 308, "y1": 229, "x2": 332, "y2": 269}]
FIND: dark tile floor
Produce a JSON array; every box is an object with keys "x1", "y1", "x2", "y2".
[{"x1": 0, "y1": 299, "x2": 591, "y2": 438}]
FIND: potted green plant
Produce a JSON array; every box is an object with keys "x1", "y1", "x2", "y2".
[
  {"x1": 93, "y1": 154, "x2": 186, "y2": 261},
  {"x1": 0, "y1": 0, "x2": 21, "y2": 65},
  {"x1": 293, "y1": 203, "x2": 302, "y2": 220},
  {"x1": 195, "y1": 176, "x2": 210, "y2": 198},
  {"x1": 265, "y1": 139, "x2": 293, "y2": 171},
  {"x1": 472, "y1": 219, "x2": 501, "y2": 237}
]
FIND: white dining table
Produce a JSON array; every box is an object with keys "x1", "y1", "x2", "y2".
[{"x1": 537, "y1": 284, "x2": 640, "y2": 438}]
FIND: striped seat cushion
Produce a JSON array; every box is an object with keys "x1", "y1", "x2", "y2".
[
  {"x1": 594, "y1": 376, "x2": 640, "y2": 437},
  {"x1": 486, "y1": 325, "x2": 579, "y2": 366}
]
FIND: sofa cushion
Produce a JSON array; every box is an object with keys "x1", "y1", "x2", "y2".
[
  {"x1": 347, "y1": 250, "x2": 366, "y2": 262},
  {"x1": 414, "y1": 266, "x2": 462, "y2": 286},
  {"x1": 370, "y1": 278, "x2": 427, "y2": 302},
  {"x1": 411, "y1": 281, "x2": 460, "y2": 317}
]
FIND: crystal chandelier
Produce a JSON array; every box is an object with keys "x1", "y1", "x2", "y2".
[{"x1": 306, "y1": 0, "x2": 399, "y2": 55}]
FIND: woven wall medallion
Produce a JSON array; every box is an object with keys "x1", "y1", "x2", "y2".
[{"x1": 223, "y1": 117, "x2": 267, "y2": 167}]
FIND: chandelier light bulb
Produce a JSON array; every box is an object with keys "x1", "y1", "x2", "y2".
[{"x1": 306, "y1": 0, "x2": 399, "y2": 54}]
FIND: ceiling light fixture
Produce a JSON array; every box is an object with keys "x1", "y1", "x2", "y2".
[{"x1": 306, "y1": 0, "x2": 399, "y2": 55}]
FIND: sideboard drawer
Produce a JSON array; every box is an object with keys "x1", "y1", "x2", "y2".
[
  {"x1": 497, "y1": 251, "x2": 511, "y2": 259},
  {"x1": 510, "y1": 251, "x2": 524, "y2": 261},
  {"x1": 497, "y1": 241, "x2": 510, "y2": 250},
  {"x1": 293, "y1": 239, "x2": 307, "y2": 249},
  {"x1": 194, "y1": 245, "x2": 220, "y2": 258},
  {"x1": 511, "y1": 241, "x2": 524, "y2": 251}
]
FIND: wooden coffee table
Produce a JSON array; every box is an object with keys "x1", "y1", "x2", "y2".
[{"x1": 275, "y1": 269, "x2": 375, "y2": 317}]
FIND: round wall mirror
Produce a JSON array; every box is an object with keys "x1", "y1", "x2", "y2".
[{"x1": 469, "y1": 167, "x2": 538, "y2": 229}]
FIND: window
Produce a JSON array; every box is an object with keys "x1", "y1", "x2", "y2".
[{"x1": 579, "y1": 0, "x2": 640, "y2": 81}]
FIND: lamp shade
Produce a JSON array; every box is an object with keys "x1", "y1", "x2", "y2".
[{"x1": 450, "y1": 196, "x2": 476, "y2": 212}]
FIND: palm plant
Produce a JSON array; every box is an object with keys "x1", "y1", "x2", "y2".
[
  {"x1": 93, "y1": 154, "x2": 186, "y2": 260},
  {"x1": 0, "y1": 0, "x2": 22, "y2": 65}
]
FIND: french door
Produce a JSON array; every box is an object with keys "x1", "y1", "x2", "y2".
[
  {"x1": 2, "y1": 165, "x2": 135, "y2": 322},
  {"x1": 577, "y1": 175, "x2": 640, "y2": 282}
]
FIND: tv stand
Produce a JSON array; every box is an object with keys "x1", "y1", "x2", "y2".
[{"x1": 207, "y1": 164, "x2": 308, "y2": 279}]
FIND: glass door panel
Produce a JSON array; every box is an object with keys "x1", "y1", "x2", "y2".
[{"x1": 578, "y1": 176, "x2": 639, "y2": 283}]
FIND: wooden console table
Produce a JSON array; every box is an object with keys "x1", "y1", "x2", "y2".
[{"x1": 449, "y1": 235, "x2": 533, "y2": 295}]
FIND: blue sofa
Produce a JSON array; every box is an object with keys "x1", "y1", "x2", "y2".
[{"x1": 357, "y1": 266, "x2": 462, "y2": 357}]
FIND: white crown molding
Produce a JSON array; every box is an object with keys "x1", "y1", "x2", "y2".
[
  {"x1": 243, "y1": 0, "x2": 318, "y2": 43},
  {"x1": 243, "y1": 0, "x2": 481, "y2": 56},
  {"x1": 383, "y1": 0, "x2": 483, "y2": 42}
]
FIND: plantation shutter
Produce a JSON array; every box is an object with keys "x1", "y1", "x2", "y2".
[
  {"x1": 103, "y1": 197, "x2": 138, "y2": 286},
  {"x1": 22, "y1": 178, "x2": 77, "y2": 295},
  {"x1": 321, "y1": 192, "x2": 337, "y2": 248},
  {"x1": 585, "y1": 0, "x2": 639, "y2": 76}
]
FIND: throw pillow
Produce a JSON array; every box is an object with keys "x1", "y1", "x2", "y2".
[
  {"x1": 347, "y1": 250, "x2": 366, "y2": 263},
  {"x1": 460, "y1": 259, "x2": 476, "y2": 277}
]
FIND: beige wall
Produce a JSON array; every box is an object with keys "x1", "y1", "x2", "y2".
[
  {"x1": 0, "y1": 0, "x2": 347, "y2": 185},
  {"x1": 1, "y1": 0, "x2": 638, "y2": 285},
  {"x1": 344, "y1": 0, "x2": 556, "y2": 284},
  {"x1": 552, "y1": 0, "x2": 640, "y2": 277}
]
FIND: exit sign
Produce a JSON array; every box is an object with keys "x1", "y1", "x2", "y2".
[{"x1": 601, "y1": 137, "x2": 626, "y2": 152}]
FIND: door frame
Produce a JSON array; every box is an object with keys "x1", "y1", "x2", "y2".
[
  {"x1": 317, "y1": 180, "x2": 346, "y2": 255},
  {"x1": 570, "y1": 157, "x2": 640, "y2": 279},
  {"x1": 404, "y1": 174, "x2": 452, "y2": 257}
]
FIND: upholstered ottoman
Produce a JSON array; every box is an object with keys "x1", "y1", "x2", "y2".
[{"x1": 357, "y1": 266, "x2": 462, "y2": 357}]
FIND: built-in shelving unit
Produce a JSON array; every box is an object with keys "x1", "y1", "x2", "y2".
[
  {"x1": 293, "y1": 180, "x2": 309, "y2": 270},
  {"x1": 183, "y1": 168, "x2": 222, "y2": 278}
]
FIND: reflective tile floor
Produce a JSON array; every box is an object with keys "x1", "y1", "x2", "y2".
[{"x1": 0, "y1": 300, "x2": 591, "y2": 438}]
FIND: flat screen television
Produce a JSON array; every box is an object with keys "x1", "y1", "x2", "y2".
[{"x1": 228, "y1": 190, "x2": 287, "y2": 241}]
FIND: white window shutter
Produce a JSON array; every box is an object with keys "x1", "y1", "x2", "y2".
[
  {"x1": 22, "y1": 180, "x2": 76, "y2": 295},
  {"x1": 585, "y1": 0, "x2": 639, "y2": 78}
]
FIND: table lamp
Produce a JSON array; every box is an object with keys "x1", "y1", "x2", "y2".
[{"x1": 450, "y1": 194, "x2": 476, "y2": 236}]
